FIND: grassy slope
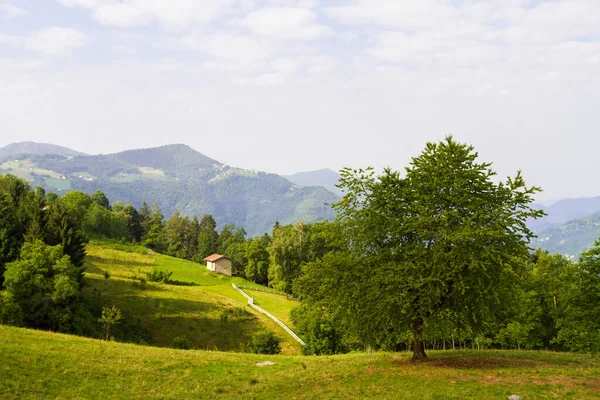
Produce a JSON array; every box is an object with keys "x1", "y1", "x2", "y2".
[
  {"x1": 84, "y1": 243, "x2": 301, "y2": 354},
  {"x1": 1, "y1": 325, "x2": 599, "y2": 399},
  {"x1": 244, "y1": 289, "x2": 300, "y2": 326}
]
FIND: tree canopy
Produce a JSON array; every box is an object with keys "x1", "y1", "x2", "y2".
[{"x1": 296, "y1": 137, "x2": 544, "y2": 359}]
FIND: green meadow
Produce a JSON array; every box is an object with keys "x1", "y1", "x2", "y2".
[
  {"x1": 2, "y1": 241, "x2": 600, "y2": 399},
  {"x1": 83, "y1": 242, "x2": 302, "y2": 354},
  {"x1": 1, "y1": 325, "x2": 599, "y2": 399}
]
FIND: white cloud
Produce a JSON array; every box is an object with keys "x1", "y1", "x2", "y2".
[
  {"x1": 240, "y1": 7, "x2": 331, "y2": 41},
  {"x1": 182, "y1": 33, "x2": 273, "y2": 66},
  {"x1": 57, "y1": 0, "x2": 236, "y2": 27},
  {"x1": 26, "y1": 27, "x2": 89, "y2": 55},
  {"x1": 0, "y1": 2, "x2": 28, "y2": 18},
  {"x1": 0, "y1": 27, "x2": 88, "y2": 56}
]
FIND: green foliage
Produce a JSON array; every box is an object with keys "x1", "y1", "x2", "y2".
[
  {"x1": 163, "y1": 210, "x2": 199, "y2": 260},
  {"x1": 250, "y1": 331, "x2": 281, "y2": 355},
  {"x1": 297, "y1": 137, "x2": 544, "y2": 359},
  {"x1": 145, "y1": 269, "x2": 173, "y2": 284},
  {"x1": 91, "y1": 190, "x2": 110, "y2": 209},
  {"x1": 83, "y1": 202, "x2": 128, "y2": 240},
  {"x1": 218, "y1": 224, "x2": 247, "y2": 276},
  {"x1": 554, "y1": 240, "x2": 600, "y2": 353},
  {"x1": 59, "y1": 191, "x2": 91, "y2": 225},
  {"x1": 99, "y1": 305, "x2": 123, "y2": 341},
  {"x1": 0, "y1": 291, "x2": 23, "y2": 326},
  {"x1": 0, "y1": 192, "x2": 20, "y2": 286},
  {"x1": 171, "y1": 335, "x2": 190, "y2": 350},
  {"x1": 4, "y1": 241, "x2": 81, "y2": 331},
  {"x1": 245, "y1": 235, "x2": 270, "y2": 285},
  {"x1": 197, "y1": 214, "x2": 219, "y2": 260},
  {"x1": 268, "y1": 222, "x2": 311, "y2": 294},
  {"x1": 8, "y1": 146, "x2": 339, "y2": 237},
  {"x1": 291, "y1": 305, "x2": 343, "y2": 355},
  {"x1": 142, "y1": 204, "x2": 166, "y2": 252}
]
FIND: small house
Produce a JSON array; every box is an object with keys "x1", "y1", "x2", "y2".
[{"x1": 203, "y1": 254, "x2": 232, "y2": 276}]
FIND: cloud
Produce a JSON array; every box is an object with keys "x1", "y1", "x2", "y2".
[
  {"x1": 240, "y1": 7, "x2": 331, "y2": 41},
  {"x1": 57, "y1": 0, "x2": 237, "y2": 27},
  {"x1": 0, "y1": 27, "x2": 88, "y2": 56},
  {"x1": 182, "y1": 32, "x2": 273, "y2": 66},
  {"x1": 0, "y1": 2, "x2": 28, "y2": 18},
  {"x1": 26, "y1": 27, "x2": 89, "y2": 55}
]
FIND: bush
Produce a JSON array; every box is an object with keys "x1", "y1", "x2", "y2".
[
  {"x1": 0, "y1": 291, "x2": 23, "y2": 326},
  {"x1": 145, "y1": 269, "x2": 173, "y2": 284},
  {"x1": 172, "y1": 335, "x2": 190, "y2": 350},
  {"x1": 219, "y1": 307, "x2": 251, "y2": 325},
  {"x1": 250, "y1": 331, "x2": 281, "y2": 355}
]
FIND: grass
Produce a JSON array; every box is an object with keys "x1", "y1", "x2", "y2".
[
  {"x1": 244, "y1": 289, "x2": 300, "y2": 326},
  {"x1": 1, "y1": 325, "x2": 599, "y2": 399},
  {"x1": 84, "y1": 243, "x2": 302, "y2": 354}
]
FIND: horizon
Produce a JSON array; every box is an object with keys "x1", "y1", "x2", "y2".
[
  {"x1": 1, "y1": 139, "x2": 598, "y2": 203},
  {"x1": 1, "y1": 1, "x2": 599, "y2": 201}
]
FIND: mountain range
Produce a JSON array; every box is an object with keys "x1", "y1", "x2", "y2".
[
  {"x1": 0, "y1": 142, "x2": 338, "y2": 236},
  {"x1": 285, "y1": 169, "x2": 343, "y2": 196},
  {"x1": 3, "y1": 141, "x2": 600, "y2": 255},
  {"x1": 0, "y1": 141, "x2": 85, "y2": 159}
]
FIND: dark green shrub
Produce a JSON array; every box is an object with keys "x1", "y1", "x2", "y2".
[
  {"x1": 0, "y1": 292, "x2": 23, "y2": 326},
  {"x1": 172, "y1": 335, "x2": 190, "y2": 350},
  {"x1": 250, "y1": 331, "x2": 281, "y2": 355},
  {"x1": 145, "y1": 269, "x2": 173, "y2": 283}
]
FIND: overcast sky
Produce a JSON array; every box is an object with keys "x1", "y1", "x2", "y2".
[{"x1": 1, "y1": 0, "x2": 599, "y2": 200}]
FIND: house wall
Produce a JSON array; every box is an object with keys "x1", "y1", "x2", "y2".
[{"x1": 214, "y1": 259, "x2": 232, "y2": 276}]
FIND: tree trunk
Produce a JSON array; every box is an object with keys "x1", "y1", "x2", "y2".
[{"x1": 412, "y1": 318, "x2": 427, "y2": 360}]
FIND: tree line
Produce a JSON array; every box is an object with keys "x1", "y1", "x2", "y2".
[
  {"x1": 2, "y1": 137, "x2": 600, "y2": 359},
  {"x1": 0, "y1": 172, "x2": 341, "y2": 337},
  {"x1": 290, "y1": 137, "x2": 600, "y2": 358}
]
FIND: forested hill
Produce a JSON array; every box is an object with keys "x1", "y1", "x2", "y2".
[
  {"x1": 531, "y1": 211, "x2": 600, "y2": 259},
  {"x1": 0, "y1": 141, "x2": 85, "y2": 158},
  {"x1": 0, "y1": 144, "x2": 338, "y2": 235},
  {"x1": 529, "y1": 196, "x2": 600, "y2": 233}
]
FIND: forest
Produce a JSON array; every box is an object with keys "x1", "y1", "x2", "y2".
[{"x1": 1, "y1": 137, "x2": 599, "y2": 360}]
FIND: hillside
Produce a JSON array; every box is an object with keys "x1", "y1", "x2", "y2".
[
  {"x1": 0, "y1": 144, "x2": 338, "y2": 235},
  {"x1": 285, "y1": 168, "x2": 343, "y2": 197},
  {"x1": 529, "y1": 196, "x2": 600, "y2": 233},
  {"x1": 531, "y1": 211, "x2": 600, "y2": 258},
  {"x1": 82, "y1": 242, "x2": 302, "y2": 354},
  {"x1": 2, "y1": 325, "x2": 599, "y2": 399},
  {"x1": 0, "y1": 141, "x2": 84, "y2": 158}
]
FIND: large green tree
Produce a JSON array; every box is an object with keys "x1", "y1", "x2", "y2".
[
  {"x1": 0, "y1": 192, "x2": 19, "y2": 286},
  {"x1": 196, "y1": 214, "x2": 219, "y2": 261},
  {"x1": 268, "y1": 222, "x2": 311, "y2": 294},
  {"x1": 245, "y1": 234, "x2": 271, "y2": 285},
  {"x1": 555, "y1": 240, "x2": 600, "y2": 353},
  {"x1": 297, "y1": 137, "x2": 543, "y2": 359},
  {"x1": 3, "y1": 241, "x2": 81, "y2": 331}
]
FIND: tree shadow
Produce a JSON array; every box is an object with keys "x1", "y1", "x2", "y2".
[
  {"x1": 396, "y1": 357, "x2": 547, "y2": 369},
  {"x1": 86, "y1": 255, "x2": 155, "y2": 268},
  {"x1": 168, "y1": 280, "x2": 198, "y2": 287}
]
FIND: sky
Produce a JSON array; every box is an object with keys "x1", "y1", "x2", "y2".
[{"x1": 1, "y1": 0, "x2": 599, "y2": 201}]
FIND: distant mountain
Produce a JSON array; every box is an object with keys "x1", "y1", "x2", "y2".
[
  {"x1": 0, "y1": 142, "x2": 84, "y2": 159},
  {"x1": 532, "y1": 211, "x2": 600, "y2": 259},
  {"x1": 285, "y1": 169, "x2": 343, "y2": 197},
  {"x1": 0, "y1": 144, "x2": 338, "y2": 236},
  {"x1": 529, "y1": 196, "x2": 600, "y2": 233}
]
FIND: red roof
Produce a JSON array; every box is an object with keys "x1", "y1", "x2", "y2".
[{"x1": 203, "y1": 254, "x2": 229, "y2": 262}]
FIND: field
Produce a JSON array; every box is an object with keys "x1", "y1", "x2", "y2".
[
  {"x1": 1, "y1": 325, "x2": 599, "y2": 399},
  {"x1": 83, "y1": 243, "x2": 302, "y2": 354}
]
